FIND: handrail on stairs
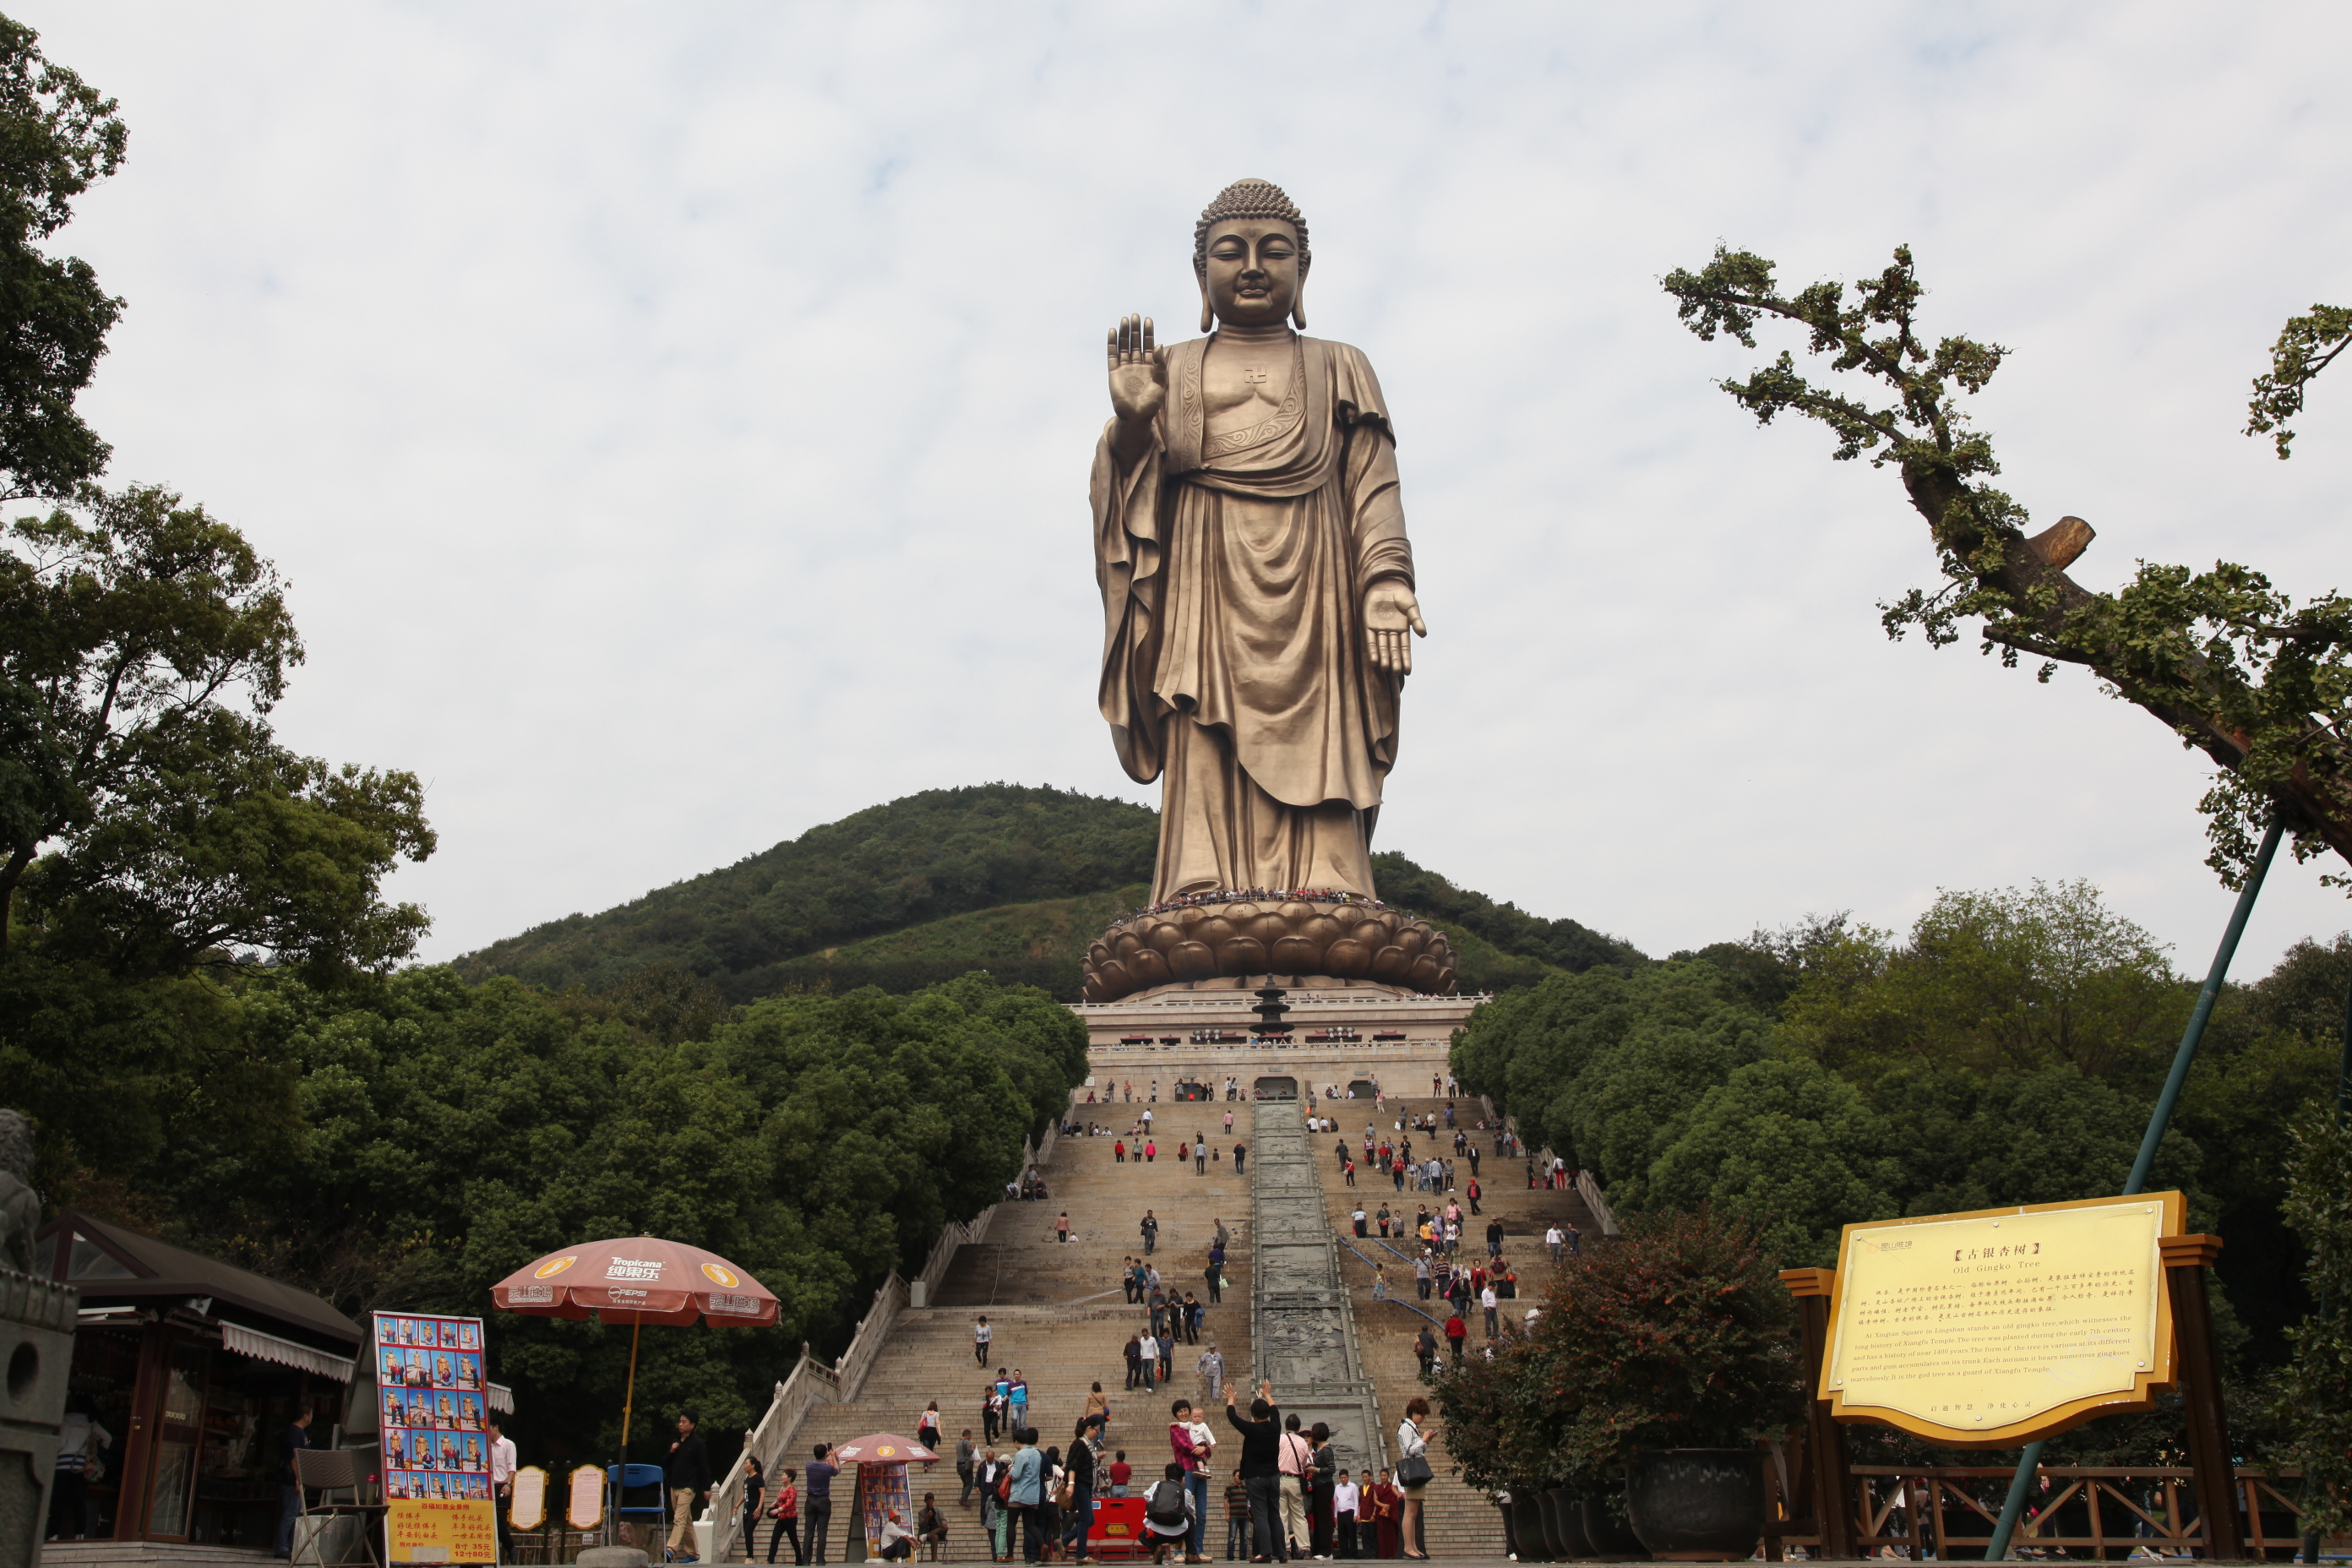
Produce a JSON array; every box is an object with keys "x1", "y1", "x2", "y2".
[
  {"x1": 708, "y1": 1115, "x2": 1065, "y2": 1559},
  {"x1": 1336, "y1": 1237, "x2": 1446, "y2": 1329}
]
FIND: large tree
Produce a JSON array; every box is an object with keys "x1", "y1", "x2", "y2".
[
  {"x1": 0, "y1": 13, "x2": 123, "y2": 500},
  {"x1": 1662, "y1": 248, "x2": 2352, "y2": 890},
  {"x1": 0, "y1": 16, "x2": 433, "y2": 974},
  {"x1": 2, "y1": 485, "x2": 434, "y2": 975}
]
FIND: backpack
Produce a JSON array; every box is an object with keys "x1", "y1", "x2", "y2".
[
  {"x1": 1146, "y1": 1479, "x2": 1189, "y2": 1526},
  {"x1": 996, "y1": 1465, "x2": 1014, "y2": 1503}
]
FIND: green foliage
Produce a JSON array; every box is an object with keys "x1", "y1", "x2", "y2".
[
  {"x1": 1369, "y1": 852, "x2": 1647, "y2": 977},
  {"x1": 1, "y1": 486, "x2": 433, "y2": 976},
  {"x1": 1663, "y1": 244, "x2": 2352, "y2": 892},
  {"x1": 1437, "y1": 1211, "x2": 1805, "y2": 1494},
  {"x1": 1776, "y1": 881, "x2": 2186, "y2": 1085},
  {"x1": 2270, "y1": 1106, "x2": 2352, "y2": 1535},
  {"x1": 1645, "y1": 1059, "x2": 1899, "y2": 1268},
  {"x1": 1670, "y1": 912, "x2": 1851, "y2": 1019},
  {"x1": 458, "y1": 792, "x2": 1627, "y2": 1003},
  {"x1": 459, "y1": 785, "x2": 1159, "y2": 997},
  {"x1": 1449, "y1": 961, "x2": 1772, "y2": 1192},
  {"x1": 1458, "y1": 882, "x2": 2249, "y2": 1295},
  {"x1": 0, "y1": 14, "x2": 124, "y2": 500},
  {"x1": 79, "y1": 963, "x2": 1086, "y2": 1462},
  {"x1": 2246, "y1": 302, "x2": 2352, "y2": 459},
  {"x1": 2172, "y1": 935, "x2": 2348, "y2": 1354},
  {"x1": 0, "y1": 950, "x2": 302, "y2": 1207},
  {"x1": 743, "y1": 885, "x2": 1146, "y2": 1002}
]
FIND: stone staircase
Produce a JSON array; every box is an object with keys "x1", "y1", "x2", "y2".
[
  {"x1": 777, "y1": 1117, "x2": 1256, "y2": 1558},
  {"x1": 1309, "y1": 1099, "x2": 1602, "y2": 1559}
]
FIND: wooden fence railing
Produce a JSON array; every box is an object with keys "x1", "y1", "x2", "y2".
[{"x1": 1758, "y1": 1463, "x2": 2346, "y2": 1561}]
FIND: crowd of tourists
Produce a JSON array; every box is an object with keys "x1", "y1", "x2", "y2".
[
  {"x1": 721, "y1": 1095, "x2": 1599, "y2": 1565},
  {"x1": 913, "y1": 1384, "x2": 1432, "y2": 1564}
]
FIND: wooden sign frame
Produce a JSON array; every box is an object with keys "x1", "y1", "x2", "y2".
[
  {"x1": 1818, "y1": 1190, "x2": 2184, "y2": 1447},
  {"x1": 565, "y1": 1463, "x2": 606, "y2": 1531},
  {"x1": 509, "y1": 1466, "x2": 547, "y2": 1533}
]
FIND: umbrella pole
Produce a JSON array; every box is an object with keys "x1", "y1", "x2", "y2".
[{"x1": 613, "y1": 1315, "x2": 644, "y2": 1549}]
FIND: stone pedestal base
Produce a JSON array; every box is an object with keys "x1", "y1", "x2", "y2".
[{"x1": 0, "y1": 1267, "x2": 79, "y2": 1568}]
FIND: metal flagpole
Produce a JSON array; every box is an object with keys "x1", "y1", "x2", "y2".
[{"x1": 1981, "y1": 817, "x2": 2284, "y2": 1560}]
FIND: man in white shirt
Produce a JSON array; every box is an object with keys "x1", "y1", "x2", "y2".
[
  {"x1": 50, "y1": 1407, "x2": 113, "y2": 1541},
  {"x1": 1139, "y1": 1331, "x2": 1160, "y2": 1387},
  {"x1": 1331, "y1": 1471, "x2": 1360, "y2": 1560},
  {"x1": 1480, "y1": 1284, "x2": 1500, "y2": 1339},
  {"x1": 486, "y1": 1414, "x2": 519, "y2": 1560},
  {"x1": 1546, "y1": 1225, "x2": 1565, "y2": 1265},
  {"x1": 876, "y1": 1508, "x2": 917, "y2": 1561}
]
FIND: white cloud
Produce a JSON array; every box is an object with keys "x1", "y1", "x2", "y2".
[{"x1": 30, "y1": 0, "x2": 2352, "y2": 975}]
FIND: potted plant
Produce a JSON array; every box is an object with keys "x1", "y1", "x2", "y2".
[
  {"x1": 1436, "y1": 1329, "x2": 1570, "y2": 1558},
  {"x1": 1442, "y1": 1210, "x2": 1805, "y2": 1561}
]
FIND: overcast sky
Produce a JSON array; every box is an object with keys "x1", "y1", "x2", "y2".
[{"x1": 32, "y1": 3, "x2": 2352, "y2": 977}]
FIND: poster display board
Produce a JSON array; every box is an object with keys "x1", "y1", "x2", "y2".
[
  {"x1": 1820, "y1": 1190, "x2": 2182, "y2": 1446},
  {"x1": 372, "y1": 1310, "x2": 499, "y2": 1562},
  {"x1": 853, "y1": 1462, "x2": 912, "y2": 1557}
]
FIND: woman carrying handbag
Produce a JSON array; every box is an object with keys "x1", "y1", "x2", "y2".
[{"x1": 1393, "y1": 1399, "x2": 1434, "y2": 1560}]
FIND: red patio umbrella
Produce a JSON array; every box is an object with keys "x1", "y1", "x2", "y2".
[{"x1": 490, "y1": 1236, "x2": 780, "y2": 1475}]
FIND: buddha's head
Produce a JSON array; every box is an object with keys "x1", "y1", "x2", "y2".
[{"x1": 1194, "y1": 178, "x2": 1309, "y2": 331}]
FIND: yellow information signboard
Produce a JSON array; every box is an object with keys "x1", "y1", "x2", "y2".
[
  {"x1": 1820, "y1": 1190, "x2": 2182, "y2": 1446},
  {"x1": 385, "y1": 1496, "x2": 499, "y2": 1564}
]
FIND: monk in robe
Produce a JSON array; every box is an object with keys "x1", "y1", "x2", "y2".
[{"x1": 1094, "y1": 178, "x2": 1428, "y2": 903}]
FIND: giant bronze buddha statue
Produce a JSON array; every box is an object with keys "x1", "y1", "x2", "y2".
[{"x1": 1083, "y1": 180, "x2": 1451, "y2": 1003}]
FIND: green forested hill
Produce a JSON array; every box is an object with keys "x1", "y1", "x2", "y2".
[
  {"x1": 458, "y1": 782, "x2": 1645, "y2": 1000},
  {"x1": 456, "y1": 785, "x2": 1157, "y2": 996}
]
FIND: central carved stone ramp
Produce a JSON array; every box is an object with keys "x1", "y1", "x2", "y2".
[
  {"x1": 1246, "y1": 1100, "x2": 1386, "y2": 1516},
  {"x1": 785, "y1": 1111, "x2": 1255, "y2": 1559},
  {"x1": 1315, "y1": 1098, "x2": 1605, "y2": 1557}
]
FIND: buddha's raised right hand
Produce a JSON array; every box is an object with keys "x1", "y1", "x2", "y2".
[{"x1": 1108, "y1": 313, "x2": 1165, "y2": 428}]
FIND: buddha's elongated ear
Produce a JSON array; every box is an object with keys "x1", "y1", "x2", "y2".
[
  {"x1": 1292, "y1": 271, "x2": 1308, "y2": 330},
  {"x1": 1200, "y1": 286, "x2": 1214, "y2": 335}
]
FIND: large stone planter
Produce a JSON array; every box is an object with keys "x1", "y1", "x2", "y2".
[
  {"x1": 1624, "y1": 1449, "x2": 1766, "y2": 1561},
  {"x1": 1524, "y1": 1494, "x2": 1561, "y2": 1560},
  {"x1": 1578, "y1": 1494, "x2": 1652, "y2": 1562},
  {"x1": 1505, "y1": 1493, "x2": 1549, "y2": 1560},
  {"x1": 1533, "y1": 1494, "x2": 1589, "y2": 1560},
  {"x1": 1081, "y1": 896, "x2": 1458, "y2": 1001}
]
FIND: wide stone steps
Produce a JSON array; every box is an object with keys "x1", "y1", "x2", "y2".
[
  {"x1": 1310, "y1": 1099, "x2": 1602, "y2": 1560},
  {"x1": 764, "y1": 1121, "x2": 1259, "y2": 1561}
]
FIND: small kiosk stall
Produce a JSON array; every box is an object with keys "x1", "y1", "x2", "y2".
[{"x1": 36, "y1": 1209, "x2": 366, "y2": 1550}]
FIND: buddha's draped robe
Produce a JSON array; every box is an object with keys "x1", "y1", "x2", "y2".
[{"x1": 1092, "y1": 330, "x2": 1414, "y2": 902}]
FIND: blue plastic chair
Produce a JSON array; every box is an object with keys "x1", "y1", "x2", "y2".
[{"x1": 608, "y1": 1464, "x2": 668, "y2": 1550}]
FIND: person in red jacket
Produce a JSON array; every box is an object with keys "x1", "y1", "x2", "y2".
[{"x1": 1443, "y1": 1313, "x2": 1467, "y2": 1366}]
